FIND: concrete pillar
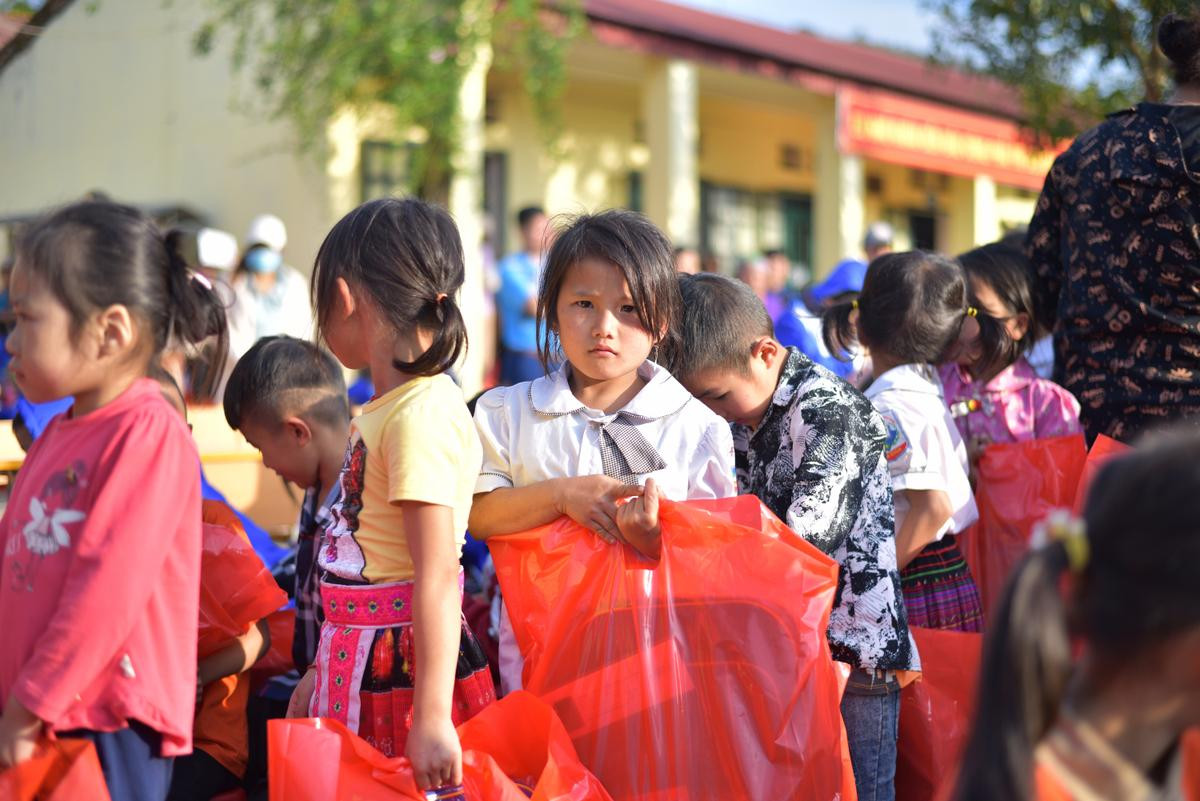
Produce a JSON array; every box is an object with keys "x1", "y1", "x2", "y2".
[
  {"x1": 814, "y1": 95, "x2": 864, "y2": 278},
  {"x1": 642, "y1": 59, "x2": 699, "y2": 246},
  {"x1": 945, "y1": 174, "x2": 999, "y2": 255},
  {"x1": 448, "y1": 10, "x2": 492, "y2": 396}
]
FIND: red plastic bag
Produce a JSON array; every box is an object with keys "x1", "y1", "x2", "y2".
[
  {"x1": 489, "y1": 496, "x2": 856, "y2": 801},
  {"x1": 198, "y1": 522, "x2": 288, "y2": 658},
  {"x1": 1071, "y1": 435, "x2": 1130, "y2": 515},
  {"x1": 1184, "y1": 729, "x2": 1200, "y2": 801},
  {"x1": 0, "y1": 738, "x2": 113, "y2": 801},
  {"x1": 268, "y1": 690, "x2": 612, "y2": 800},
  {"x1": 895, "y1": 627, "x2": 983, "y2": 801},
  {"x1": 961, "y1": 435, "x2": 1087, "y2": 620}
]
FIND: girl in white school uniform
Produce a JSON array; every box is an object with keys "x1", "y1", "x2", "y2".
[
  {"x1": 469, "y1": 210, "x2": 736, "y2": 693},
  {"x1": 825, "y1": 252, "x2": 1006, "y2": 633}
]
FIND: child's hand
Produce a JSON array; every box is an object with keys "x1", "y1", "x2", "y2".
[
  {"x1": 286, "y1": 667, "x2": 317, "y2": 719},
  {"x1": 406, "y1": 715, "x2": 463, "y2": 790},
  {"x1": 555, "y1": 476, "x2": 643, "y2": 544},
  {"x1": 616, "y1": 478, "x2": 662, "y2": 559},
  {"x1": 0, "y1": 696, "x2": 41, "y2": 768}
]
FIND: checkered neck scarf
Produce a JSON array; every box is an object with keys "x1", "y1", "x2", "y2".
[{"x1": 597, "y1": 412, "x2": 667, "y2": 483}]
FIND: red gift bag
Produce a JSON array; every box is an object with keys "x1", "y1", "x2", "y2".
[
  {"x1": 198, "y1": 522, "x2": 288, "y2": 658},
  {"x1": 268, "y1": 691, "x2": 612, "y2": 800},
  {"x1": 0, "y1": 738, "x2": 113, "y2": 801},
  {"x1": 489, "y1": 496, "x2": 856, "y2": 801},
  {"x1": 895, "y1": 627, "x2": 983, "y2": 801},
  {"x1": 961, "y1": 435, "x2": 1087, "y2": 620},
  {"x1": 1071, "y1": 435, "x2": 1130, "y2": 515}
]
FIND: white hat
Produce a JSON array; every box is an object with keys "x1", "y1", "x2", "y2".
[
  {"x1": 863, "y1": 222, "x2": 894, "y2": 251},
  {"x1": 245, "y1": 214, "x2": 287, "y2": 251},
  {"x1": 196, "y1": 228, "x2": 239, "y2": 271}
]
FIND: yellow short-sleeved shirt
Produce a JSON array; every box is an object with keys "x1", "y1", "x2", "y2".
[{"x1": 318, "y1": 374, "x2": 482, "y2": 584}]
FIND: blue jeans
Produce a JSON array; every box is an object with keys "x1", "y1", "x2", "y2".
[
  {"x1": 61, "y1": 721, "x2": 174, "y2": 801},
  {"x1": 500, "y1": 348, "x2": 544, "y2": 385},
  {"x1": 840, "y1": 669, "x2": 901, "y2": 801}
]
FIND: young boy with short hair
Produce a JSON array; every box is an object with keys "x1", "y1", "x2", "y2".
[
  {"x1": 673, "y1": 273, "x2": 917, "y2": 801},
  {"x1": 223, "y1": 335, "x2": 351, "y2": 712}
]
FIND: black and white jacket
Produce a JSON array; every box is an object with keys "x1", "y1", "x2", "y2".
[{"x1": 734, "y1": 348, "x2": 918, "y2": 672}]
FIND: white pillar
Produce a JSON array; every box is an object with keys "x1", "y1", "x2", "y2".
[
  {"x1": 814, "y1": 95, "x2": 864, "y2": 277},
  {"x1": 643, "y1": 59, "x2": 699, "y2": 246},
  {"x1": 972, "y1": 175, "x2": 999, "y2": 247},
  {"x1": 448, "y1": 13, "x2": 492, "y2": 397}
]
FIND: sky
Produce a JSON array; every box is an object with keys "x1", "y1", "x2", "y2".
[{"x1": 671, "y1": 0, "x2": 940, "y2": 55}]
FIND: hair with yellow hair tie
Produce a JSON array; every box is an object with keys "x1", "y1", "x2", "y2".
[
  {"x1": 966, "y1": 306, "x2": 978, "y2": 318},
  {"x1": 1031, "y1": 509, "x2": 1089, "y2": 572},
  {"x1": 851, "y1": 299, "x2": 859, "y2": 311}
]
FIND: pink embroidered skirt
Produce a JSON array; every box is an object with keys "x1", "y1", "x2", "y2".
[{"x1": 310, "y1": 578, "x2": 496, "y2": 757}]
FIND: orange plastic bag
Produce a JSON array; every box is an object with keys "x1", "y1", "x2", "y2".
[
  {"x1": 0, "y1": 738, "x2": 113, "y2": 801},
  {"x1": 1071, "y1": 434, "x2": 1130, "y2": 515},
  {"x1": 198, "y1": 522, "x2": 288, "y2": 658},
  {"x1": 489, "y1": 496, "x2": 856, "y2": 801},
  {"x1": 894, "y1": 627, "x2": 983, "y2": 801},
  {"x1": 1184, "y1": 729, "x2": 1200, "y2": 801},
  {"x1": 961, "y1": 434, "x2": 1087, "y2": 620},
  {"x1": 268, "y1": 690, "x2": 612, "y2": 800}
]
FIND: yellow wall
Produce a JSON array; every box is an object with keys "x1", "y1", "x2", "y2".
[{"x1": 0, "y1": 0, "x2": 333, "y2": 274}]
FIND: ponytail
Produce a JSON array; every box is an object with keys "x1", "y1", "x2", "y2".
[
  {"x1": 393, "y1": 293, "x2": 467, "y2": 377},
  {"x1": 952, "y1": 543, "x2": 1075, "y2": 801},
  {"x1": 821, "y1": 299, "x2": 859, "y2": 361},
  {"x1": 161, "y1": 230, "x2": 229, "y2": 397}
]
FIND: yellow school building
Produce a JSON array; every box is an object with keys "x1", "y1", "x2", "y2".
[{"x1": 0, "y1": 0, "x2": 1054, "y2": 398}]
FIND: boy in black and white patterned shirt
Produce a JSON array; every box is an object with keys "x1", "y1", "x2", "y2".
[{"x1": 673, "y1": 274, "x2": 917, "y2": 801}]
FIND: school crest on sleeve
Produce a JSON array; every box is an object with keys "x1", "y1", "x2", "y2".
[{"x1": 881, "y1": 413, "x2": 910, "y2": 465}]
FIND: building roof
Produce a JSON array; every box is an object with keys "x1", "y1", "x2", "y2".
[
  {"x1": 585, "y1": 0, "x2": 1025, "y2": 121},
  {"x1": 0, "y1": 0, "x2": 1024, "y2": 121}
]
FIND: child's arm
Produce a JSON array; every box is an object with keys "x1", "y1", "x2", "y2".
[
  {"x1": 403, "y1": 501, "x2": 463, "y2": 790},
  {"x1": 469, "y1": 477, "x2": 643, "y2": 543},
  {"x1": 198, "y1": 619, "x2": 271, "y2": 688},
  {"x1": 0, "y1": 696, "x2": 40, "y2": 768},
  {"x1": 894, "y1": 488, "x2": 954, "y2": 569}
]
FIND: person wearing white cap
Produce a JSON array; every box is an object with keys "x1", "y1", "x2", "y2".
[
  {"x1": 228, "y1": 214, "x2": 313, "y2": 358},
  {"x1": 863, "y1": 222, "x2": 894, "y2": 262}
]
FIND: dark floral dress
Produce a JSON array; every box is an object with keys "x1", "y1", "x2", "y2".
[{"x1": 1027, "y1": 102, "x2": 1200, "y2": 442}]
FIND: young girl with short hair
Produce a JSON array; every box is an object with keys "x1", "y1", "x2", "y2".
[
  {"x1": 939, "y1": 243, "x2": 1081, "y2": 460},
  {"x1": 824, "y1": 251, "x2": 1003, "y2": 632},
  {"x1": 302, "y1": 197, "x2": 494, "y2": 791},
  {"x1": 469, "y1": 209, "x2": 736, "y2": 693},
  {"x1": 0, "y1": 200, "x2": 228, "y2": 801},
  {"x1": 954, "y1": 431, "x2": 1200, "y2": 801}
]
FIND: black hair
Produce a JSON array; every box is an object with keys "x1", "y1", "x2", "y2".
[
  {"x1": 311, "y1": 197, "x2": 467, "y2": 377},
  {"x1": 14, "y1": 200, "x2": 228, "y2": 396},
  {"x1": 822, "y1": 250, "x2": 1006, "y2": 369},
  {"x1": 673, "y1": 273, "x2": 774, "y2": 379},
  {"x1": 958, "y1": 242, "x2": 1038, "y2": 375},
  {"x1": 1159, "y1": 12, "x2": 1200, "y2": 87},
  {"x1": 763, "y1": 249, "x2": 784, "y2": 259},
  {"x1": 954, "y1": 429, "x2": 1200, "y2": 801},
  {"x1": 148, "y1": 363, "x2": 188, "y2": 419},
  {"x1": 223, "y1": 335, "x2": 349, "y2": 430},
  {"x1": 537, "y1": 209, "x2": 681, "y2": 371},
  {"x1": 517, "y1": 206, "x2": 545, "y2": 230}
]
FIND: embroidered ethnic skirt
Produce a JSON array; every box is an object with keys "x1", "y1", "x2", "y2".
[
  {"x1": 899, "y1": 534, "x2": 984, "y2": 633},
  {"x1": 311, "y1": 578, "x2": 496, "y2": 757}
]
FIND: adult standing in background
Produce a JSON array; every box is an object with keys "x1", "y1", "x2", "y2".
[
  {"x1": 1027, "y1": 12, "x2": 1200, "y2": 442},
  {"x1": 863, "y1": 222, "x2": 894, "y2": 262},
  {"x1": 228, "y1": 214, "x2": 313, "y2": 358},
  {"x1": 496, "y1": 206, "x2": 551, "y2": 385}
]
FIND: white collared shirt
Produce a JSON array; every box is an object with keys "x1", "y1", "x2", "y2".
[
  {"x1": 864, "y1": 363, "x2": 978, "y2": 538},
  {"x1": 474, "y1": 360, "x2": 736, "y2": 501}
]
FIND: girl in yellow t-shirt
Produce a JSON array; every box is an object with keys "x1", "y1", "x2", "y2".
[{"x1": 293, "y1": 197, "x2": 494, "y2": 792}]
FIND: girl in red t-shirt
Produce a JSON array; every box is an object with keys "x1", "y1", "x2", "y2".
[{"x1": 0, "y1": 200, "x2": 228, "y2": 801}]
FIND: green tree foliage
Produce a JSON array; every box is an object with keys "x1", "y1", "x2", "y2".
[
  {"x1": 927, "y1": 1, "x2": 1195, "y2": 142},
  {"x1": 194, "y1": 0, "x2": 580, "y2": 199}
]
